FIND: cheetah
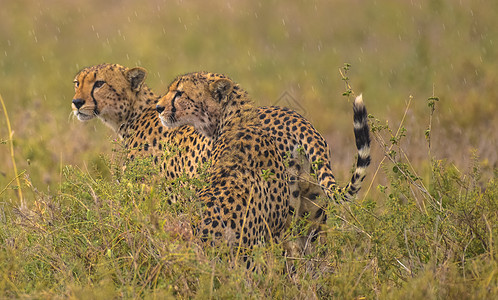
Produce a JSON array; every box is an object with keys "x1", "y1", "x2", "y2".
[
  {"x1": 156, "y1": 72, "x2": 289, "y2": 249},
  {"x1": 71, "y1": 64, "x2": 371, "y2": 253}
]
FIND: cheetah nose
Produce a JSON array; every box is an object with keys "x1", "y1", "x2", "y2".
[
  {"x1": 72, "y1": 98, "x2": 85, "y2": 109},
  {"x1": 156, "y1": 105, "x2": 165, "y2": 114}
]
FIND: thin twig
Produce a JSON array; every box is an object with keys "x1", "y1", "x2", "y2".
[
  {"x1": 235, "y1": 187, "x2": 254, "y2": 262},
  {"x1": 362, "y1": 96, "x2": 413, "y2": 201},
  {"x1": 0, "y1": 94, "x2": 24, "y2": 207}
]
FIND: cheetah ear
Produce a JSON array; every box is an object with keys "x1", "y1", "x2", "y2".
[
  {"x1": 125, "y1": 67, "x2": 147, "y2": 92},
  {"x1": 209, "y1": 78, "x2": 234, "y2": 103}
]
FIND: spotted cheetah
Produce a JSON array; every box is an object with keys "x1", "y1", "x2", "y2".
[
  {"x1": 156, "y1": 72, "x2": 290, "y2": 250},
  {"x1": 71, "y1": 64, "x2": 370, "y2": 253}
]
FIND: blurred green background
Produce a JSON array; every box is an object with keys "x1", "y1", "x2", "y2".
[{"x1": 1, "y1": 0, "x2": 497, "y2": 198}]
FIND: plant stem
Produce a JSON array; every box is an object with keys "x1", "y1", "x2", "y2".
[{"x1": 0, "y1": 93, "x2": 24, "y2": 207}]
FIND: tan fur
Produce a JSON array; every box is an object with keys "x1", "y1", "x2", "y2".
[
  {"x1": 72, "y1": 64, "x2": 370, "y2": 257},
  {"x1": 157, "y1": 72, "x2": 289, "y2": 251}
]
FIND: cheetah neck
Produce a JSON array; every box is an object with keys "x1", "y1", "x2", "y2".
[
  {"x1": 116, "y1": 84, "x2": 160, "y2": 140},
  {"x1": 213, "y1": 89, "x2": 258, "y2": 141}
]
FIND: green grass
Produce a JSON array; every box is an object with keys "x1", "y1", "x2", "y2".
[
  {"x1": 0, "y1": 131, "x2": 496, "y2": 298},
  {"x1": 1, "y1": 0, "x2": 497, "y2": 298}
]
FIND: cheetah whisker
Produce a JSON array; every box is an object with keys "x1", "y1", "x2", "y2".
[{"x1": 67, "y1": 111, "x2": 76, "y2": 123}]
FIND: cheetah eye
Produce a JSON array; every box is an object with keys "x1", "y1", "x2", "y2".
[
  {"x1": 94, "y1": 80, "x2": 105, "y2": 88},
  {"x1": 73, "y1": 81, "x2": 79, "y2": 88}
]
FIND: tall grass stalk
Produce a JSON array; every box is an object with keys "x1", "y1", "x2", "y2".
[{"x1": 0, "y1": 94, "x2": 24, "y2": 208}]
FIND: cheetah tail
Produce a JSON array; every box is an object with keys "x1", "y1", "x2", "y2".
[{"x1": 342, "y1": 94, "x2": 371, "y2": 200}]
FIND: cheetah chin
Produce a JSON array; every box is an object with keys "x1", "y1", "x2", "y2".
[
  {"x1": 159, "y1": 116, "x2": 175, "y2": 128},
  {"x1": 74, "y1": 110, "x2": 95, "y2": 121}
]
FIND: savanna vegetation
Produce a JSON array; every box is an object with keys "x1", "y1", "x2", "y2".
[{"x1": 1, "y1": 0, "x2": 496, "y2": 298}]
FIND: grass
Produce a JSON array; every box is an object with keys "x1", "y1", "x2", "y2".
[
  {"x1": 1, "y1": 0, "x2": 497, "y2": 298},
  {"x1": 0, "y1": 94, "x2": 24, "y2": 208},
  {"x1": 0, "y1": 123, "x2": 496, "y2": 298}
]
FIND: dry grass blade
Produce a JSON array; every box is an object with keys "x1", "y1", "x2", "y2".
[{"x1": 0, "y1": 94, "x2": 24, "y2": 208}]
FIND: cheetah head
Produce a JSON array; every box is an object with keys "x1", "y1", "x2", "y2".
[
  {"x1": 156, "y1": 72, "x2": 234, "y2": 138},
  {"x1": 72, "y1": 63, "x2": 147, "y2": 131}
]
